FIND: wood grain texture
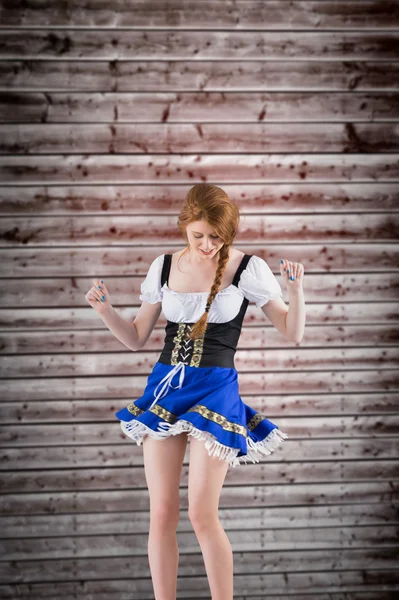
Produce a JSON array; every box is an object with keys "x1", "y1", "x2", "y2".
[
  {"x1": 0, "y1": 0, "x2": 398, "y2": 597},
  {"x1": 1, "y1": 1, "x2": 399, "y2": 29},
  {"x1": 1, "y1": 93, "x2": 399, "y2": 122}
]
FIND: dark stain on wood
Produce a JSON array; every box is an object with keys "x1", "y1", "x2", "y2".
[
  {"x1": 44, "y1": 32, "x2": 72, "y2": 56},
  {"x1": 161, "y1": 105, "x2": 170, "y2": 122}
]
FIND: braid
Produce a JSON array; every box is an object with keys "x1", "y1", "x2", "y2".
[{"x1": 186, "y1": 244, "x2": 231, "y2": 341}]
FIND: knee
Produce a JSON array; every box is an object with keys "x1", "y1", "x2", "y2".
[
  {"x1": 188, "y1": 503, "x2": 217, "y2": 532},
  {"x1": 150, "y1": 502, "x2": 180, "y2": 531}
]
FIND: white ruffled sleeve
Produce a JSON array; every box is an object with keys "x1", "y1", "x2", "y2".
[
  {"x1": 139, "y1": 254, "x2": 165, "y2": 304},
  {"x1": 238, "y1": 255, "x2": 283, "y2": 308}
]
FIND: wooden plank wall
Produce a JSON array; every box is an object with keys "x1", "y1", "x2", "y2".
[{"x1": 0, "y1": 1, "x2": 398, "y2": 598}]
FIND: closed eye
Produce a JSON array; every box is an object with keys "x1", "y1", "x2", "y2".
[{"x1": 194, "y1": 235, "x2": 219, "y2": 239}]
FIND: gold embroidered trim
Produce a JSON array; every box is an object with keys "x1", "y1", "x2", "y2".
[
  {"x1": 187, "y1": 404, "x2": 248, "y2": 437},
  {"x1": 126, "y1": 402, "x2": 144, "y2": 417},
  {"x1": 127, "y1": 400, "x2": 178, "y2": 424},
  {"x1": 150, "y1": 403, "x2": 178, "y2": 424},
  {"x1": 190, "y1": 329, "x2": 206, "y2": 367},
  {"x1": 170, "y1": 322, "x2": 206, "y2": 367},
  {"x1": 247, "y1": 412, "x2": 268, "y2": 431},
  {"x1": 126, "y1": 398, "x2": 269, "y2": 436},
  {"x1": 171, "y1": 323, "x2": 186, "y2": 365}
]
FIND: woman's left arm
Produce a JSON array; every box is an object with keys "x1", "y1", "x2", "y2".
[{"x1": 261, "y1": 259, "x2": 306, "y2": 344}]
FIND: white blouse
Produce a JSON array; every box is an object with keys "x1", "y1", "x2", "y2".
[{"x1": 139, "y1": 253, "x2": 283, "y2": 324}]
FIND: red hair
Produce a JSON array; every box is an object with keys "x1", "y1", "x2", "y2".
[{"x1": 177, "y1": 183, "x2": 240, "y2": 340}]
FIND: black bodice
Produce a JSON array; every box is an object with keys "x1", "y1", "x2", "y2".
[{"x1": 157, "y1": 253, "x2": 252, "y2": 369}]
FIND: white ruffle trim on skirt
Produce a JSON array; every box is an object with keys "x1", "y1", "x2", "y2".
[{"x1": 120, "y1": 418, "x2": 288, "y2": 468}]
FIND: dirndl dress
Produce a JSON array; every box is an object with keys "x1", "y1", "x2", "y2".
[{"x1": 115, "y1": 252, "x2": 288, "y2": 468}]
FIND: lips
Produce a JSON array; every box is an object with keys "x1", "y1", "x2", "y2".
[{"x1": 200, "y1": 249, "x2": 214, "y2": 255}]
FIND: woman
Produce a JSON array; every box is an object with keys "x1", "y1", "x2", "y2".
[{"x1": 85, "y1": 183, "x2": 306, "y2": 600}]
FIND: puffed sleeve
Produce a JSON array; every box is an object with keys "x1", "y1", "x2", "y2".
[
  {"x1": 238, "y1": 255, "x2": 282, "y2": 308},
  {"x1": 138, "y1": 254, "x2": 165, "y2": 304}
]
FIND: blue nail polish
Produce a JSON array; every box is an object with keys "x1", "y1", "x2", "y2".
[
  {"x1": 102, "y1": 295, "x2": 105, "y2": 300},
  {"x1": 97, "y1": 285, "x2": 101, "y2": 289},
  {"x1": 101, "y1": 280, "x2": 104, "y2": 283},
  {"x1": 280, "y1": 259, "x2": 283, "y2": 263},
  {"x1": 287, "y1": 269, "x2": 290, "y2": 273}
]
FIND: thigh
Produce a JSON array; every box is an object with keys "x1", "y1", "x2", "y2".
[
  {"x1": 143, "y1": 432, "x2": 189, "y2": 511},
  {"x1": 187, "y1": 436, "x2": 230, "y2": 515}
]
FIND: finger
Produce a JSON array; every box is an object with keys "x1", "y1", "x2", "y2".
[
  {"x1": 288, "y1": 262, "x2": 296, "y2": 281},
  {"x1": 92, "y1": 280, "x2": 107, "y2": 302},
  {"x1": 86, "y1": 292, "x2": 99, "y2": 304}
]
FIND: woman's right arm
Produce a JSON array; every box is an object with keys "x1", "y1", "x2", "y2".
[{"x1": 100, "y1": 301, "x2": 162, "y2": 352}]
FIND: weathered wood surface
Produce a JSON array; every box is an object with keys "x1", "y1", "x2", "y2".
[
  {"x1": 1, "y1": 302, "x2": 399, "y2": 328},
  {"x1": 2, "y1": 438, "x2": 399, "y2": 470},
  {"x1": 2, "y1": 503, "x2": 398, "y2": 537},
  {"x1": 0, "y1": 1, "x2": 399, "y2": 29},
  {"x1": 1, "y1": 30, "x2": 399, "y2": 60},
  {"x1": 1, "y1": 93, "x2": 399, "y2": 122},
  {"x1": 0, "y1": 544, "x2": 398, "y2": 573},
  {"x1": 1, "y1": 482, "x2": 398, "y2": 515},
  {"x1": 0, "y1": 0, "x2": 398, "y2": 597},
  {"x1": 1, "y1": 122, "x2": 399, "y2": 153},
  {"x1": 0, "y1": 184, "x2": 398, "y2": 213},
  {"x1": 1, "y1": 154, "x2": 399, "y2": 184},
  {"x1": 0, "y1": 572, "x2": 397, "y2": 600},
  {"x1": 2, "y1": 461, "x2": 399, "y2": 495},
  {"x1": 0, "y1": 369, "x2": 398, "y2": 400},
  {"x1": 1, "y1": 416, "x2": 398, "y2": 446},
  {"x1": 1, "y1": 323, "x2": 399, "y2": 352},
  {"x1": 2, "y1": 60, "x2": 398, "y2": 90},
  {"x1": 1, "y1": 345, "x2": 399, "y2": 376},
  {"x1": 0, "y1": 245, "x2": 398, "y2": 274}
]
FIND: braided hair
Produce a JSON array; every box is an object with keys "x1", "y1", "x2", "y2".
[{"x1": 177, "y1": 184, "x2": 240, "y2": 341}]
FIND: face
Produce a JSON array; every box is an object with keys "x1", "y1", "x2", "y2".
[{"x1": 186, "y1": 220, "x2": 224, "y2": 259}]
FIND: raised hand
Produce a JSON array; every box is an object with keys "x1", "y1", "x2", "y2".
[
  {"x1": 84, "y1": 279, "x2": 112, "y2": 315},
  {"x1": 279, "y1": 259, "x2": 304, "y2": 290}
]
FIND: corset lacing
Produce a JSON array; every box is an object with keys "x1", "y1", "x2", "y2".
[{"x1": 149, "y1": 326, "x2": 193, "y2": 409}]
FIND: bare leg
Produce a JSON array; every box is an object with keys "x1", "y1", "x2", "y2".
[
  {"x1": 187, "y1": 436, "x2": 233, "y2": 600},
  {"x1": 143, "y1": 432, "x2": 189, "y2": 600}
]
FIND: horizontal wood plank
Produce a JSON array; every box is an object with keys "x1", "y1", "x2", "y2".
[
  {"x1": 2, "y1": 438, "x2": 398, "y2": 470},
  {"x1": 1, "y1": 92, "x2": 398, "y2": 122},
  {"x1": 2, "y1": 503, "x2": 398, "y2": 538},
  {"x1": 0, "y1": 183, "x2": 399, "y2": 214},
  {"x1": 1, "y1": 482, "x2": 398, "y2": 515},
  {"x1": 1, "y1": 60, "x2": 399, "y2": 91},
  {"x1": 1, "y1": 154, "x2": 399, "y2": 184},
  {"x1": 0, "y1": 571, "x2": 398, "y2": 600},
  {"x1": 0, "y1": 415, "x2": 398, "y2": 446},
  {"x1": 1, "y1": 346, "x2": 399, "y2": 377},
  {"x1": 1, "y1": 214, "x2": 399, "y2": 246},
  {"x1": 0, "y1": 370, "x2": 398, "y2": 402},
  {"x1": 1, "y1": 325, "x2": 399, "y2": 355},
  {"x1": 1, "y1": 122, "x2": 399, "y2": 153},
  {"x1": 1, "y1": 31, "x2": 399, "y2": 61},
  {"x1": 2, "y1": 461, "x2": 399, "y2": 494},
  {"x1": 1, "y1": 303, "x2": 399, "y2": 331},
  {"x1": 1, "y1": 1, "x2": 399, "y2": 29},
  {"x1": 1, "y1": 534, "x2": 398, "y2": 564}
]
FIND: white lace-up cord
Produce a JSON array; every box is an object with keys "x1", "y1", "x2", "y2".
[
  {"x1": 148, "y1": 361, "x2": 186, "y2": 410},
  {"x1": 148, "y1": 325, "x2": 193, "y2": 410}
]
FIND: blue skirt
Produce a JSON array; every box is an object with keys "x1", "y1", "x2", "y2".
[{"x1": 115, "y1": 360, "x2": 288, "y2": 468}]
